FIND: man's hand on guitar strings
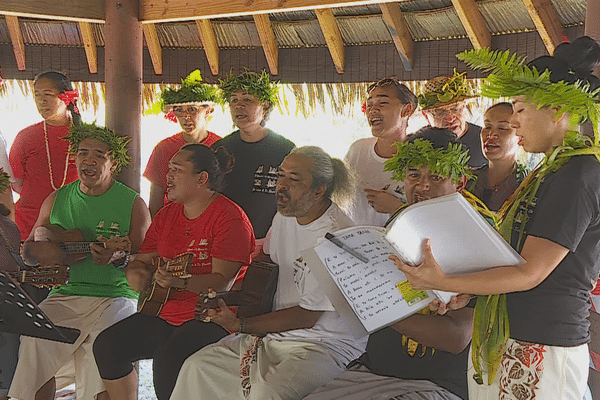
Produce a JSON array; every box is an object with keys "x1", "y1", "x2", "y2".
[
  {"x1": 205, "y1": 298, "x2": 239, "y2": 331},
  {"x1": 90, "y1": 235, "x2": 118, "y2": 266}
]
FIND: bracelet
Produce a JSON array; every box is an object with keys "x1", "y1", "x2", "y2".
[
  {"x1": 239, "y1": 317, "x2": 247, "y2": 334},
  {"x1": 113, "y1": 254, "x2": 131, "y2": 270}
]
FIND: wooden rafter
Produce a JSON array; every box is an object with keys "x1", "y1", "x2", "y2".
[
  {"x1": 143, "y1": 23, "x2": 163, "y2": 75},
  {"x1": 315, "y1": 8, "x2": 345, "y2": 74},
  {"x1": 253, "y1": 14, "x2": 279, "y2": 75},
  {"x1": 521, "y1": 0, "x2": 563, "y2": 54},
  {"x1": 196, "y1": 19, "x2": 219, "y2": 76},
  {"x1": 451, "y1": 0, "x2": 490, "y2": 49},
  {"x1": 0, "y1": 0, "x2": 104, "y2": 22},
  {"x1": 379, "y1": 3, "x2": 413, "y2": 71},
  {"x1": 5, "y1": 15, "x2": 26, "y2": 71},
  {"x1": 140, "y1": 0, "x2": 404, "y2": 23},
  {"x1": 78, "y1": 22, "x2": 98, "y2": 74}
]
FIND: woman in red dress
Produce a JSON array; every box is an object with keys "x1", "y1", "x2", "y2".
[{"x1": 9, "y1": 71, "x2": 81, "y2": 240}]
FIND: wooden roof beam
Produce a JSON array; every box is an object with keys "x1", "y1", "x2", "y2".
[
  {"x1": 143, "y1": 23, "x2": 163, "y2": 75},
  {"x1": 0, "y1": 0, "x2": 104, "y2": 22},
  {"x1": 253, "y1": 14, "x2": 279, "y2": 75},
  {"x1": 451, "y1": 0, "x2": 491, "y2": 49},
  {"x1": 379, "y1": 3, "x2": 413, "y2": 71},
  {"x1": 140, "y1": 0, "x2": 408, "y2": 23},
  {"x1": 196, "y1": 19, "x2": 220, "y2": 76},
  {"x1": 521, "y1": 0, "x2": 564, "y2": 54},
  {"x1": 78, "y1": 22, "x2": 98, "y2": 74},
  {"x1": 5, "y1": 15, "x2": 26, "y2": 71},
  {"x1": 315, "y1": 8, "x2": 345, "y2": 74}
]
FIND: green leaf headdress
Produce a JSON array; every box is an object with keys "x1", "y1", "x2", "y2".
[
  {"x1": 418, "y1": 70, "x2": 477, "y2": 110},
  {"x1": 146, "y1": 69, "x2": 221, "y2": 121},
  {"x1": 457, "y1": 47, "x2": 600, "y2": 144},
  {"x1": 64, "y1": 122, "x2": 131, "y2": 175},
  {"x1": 218, "y1": 69, "x2": 279, "y2": 108},
  {"x1": 384, "y1": 130, "x2": 474, "y2": 184}
]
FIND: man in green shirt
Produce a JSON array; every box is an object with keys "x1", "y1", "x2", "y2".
[{"x1": 9, "y1": 123, "x2": 151, "y2": 400}]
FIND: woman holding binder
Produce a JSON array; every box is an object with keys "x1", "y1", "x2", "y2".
[{"x1": 393, "y1": 36, "x2": 600, "y2": 400}]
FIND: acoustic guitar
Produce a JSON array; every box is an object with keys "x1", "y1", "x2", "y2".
[
  {"x1": 139, "y1": 253, "x2": 194, "y2": 316},
  {"x1": 6, "y1": 265, "x2": 70, "y2": 288},
  {"x1": 31, "y1": 225, "x2": 132, "y2": 266}
]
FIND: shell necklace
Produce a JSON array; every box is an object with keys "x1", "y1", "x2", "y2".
[{"x1": 44, "y1": 121, "x2": 70, "y2": 191}]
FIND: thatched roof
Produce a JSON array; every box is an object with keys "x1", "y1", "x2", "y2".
[{"x1": 0, "y1": 0, "x2": 592, "y2": 84}]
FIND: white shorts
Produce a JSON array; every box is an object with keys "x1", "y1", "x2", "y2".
[{"x1": 9, "y1": 294, "x2": 137, "y2": 400}]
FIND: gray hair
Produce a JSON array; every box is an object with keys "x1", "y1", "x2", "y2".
[{"x1": 290, "y1": 146, "x2": 356, "y2": 209}]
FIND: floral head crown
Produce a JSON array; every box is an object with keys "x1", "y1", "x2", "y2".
[
  {"x1": 64, "y1": 123, "x2": 131, "y2": 175},
  {"x1": 146, "y1": 70, "x2": 221, "y2": 122},
  {"x1": 418, "y1": 70, "x2": 477, "y2": 110},
  {"x1": 457, "y1": 48, "x2": 600, "y2": 144},
  {"x1": 384, "y1": 138, "x2": 474, "y2": 184},
  {"x1": 218, "y1": 69, "x2": 279, "y2": 106}
]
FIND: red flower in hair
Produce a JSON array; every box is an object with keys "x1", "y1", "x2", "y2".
[
  {"x1": 361, "y1": 102, "x2": 367, "y2": 114},
  {"x1": 58, "y1": 90, "x2": 80, "y2": 113},
  {"x1": 164, "y1": 110, "x2": 178, "y2": 123}
]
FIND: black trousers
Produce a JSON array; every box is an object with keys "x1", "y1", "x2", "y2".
[{"x1": 93, "y1": 313, "x2": 228, "y2": 400}]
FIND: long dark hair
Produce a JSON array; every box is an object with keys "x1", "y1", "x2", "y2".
[
  {"x1": 34, "y1": 71, "x2": 82, "y2": 126},
  {"x1": 180, "y1": 144, "x2": 234, "y2": 192}
]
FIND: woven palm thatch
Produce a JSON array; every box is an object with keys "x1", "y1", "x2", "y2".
[{"x1": 0, "y1": 78, "x2": 494, "y2": 117}]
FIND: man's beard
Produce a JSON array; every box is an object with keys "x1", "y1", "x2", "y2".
[{"x1": 277, "y1": 189, "x2": 314, "y2": 218}]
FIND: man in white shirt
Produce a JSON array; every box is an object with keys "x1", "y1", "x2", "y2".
[
  {"x1": 345, "y1": 77, "x2": 417, "y2": 226},
  {"x1": 170, "y1": 146, "x2": 368, "y2": 400}
]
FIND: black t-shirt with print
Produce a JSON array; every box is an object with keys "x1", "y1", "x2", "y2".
[
  {"x1": 213, "y1": 130, "x2": 295, "y2": 239},
  {"x1": 507, "y1": 155, "x2": 600, "y2": 346},
  {"x1": 359, "y1": 298, "x2": 477, "y2": 400}
]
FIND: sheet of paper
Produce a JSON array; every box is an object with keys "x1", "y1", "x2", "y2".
[{"x1": 311, "y1": 227, "x2": 433, "y2": 333}]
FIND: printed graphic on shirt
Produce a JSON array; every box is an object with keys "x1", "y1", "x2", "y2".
[
  {"x1": 511, "y1": 197, "x2": 537, "y2": 251},
  {"x1": 253, "y1": 164, "x2": 279, "y2": 194},
  {"x1": 293, "y1": 256, "x2": 308, "y2": 294},
  {"x1": 186, "y1": 237, "x2": 211, "y2": 274},
  {"x1": 95, "y1": 220, "x2": 125, "y2": 238}
]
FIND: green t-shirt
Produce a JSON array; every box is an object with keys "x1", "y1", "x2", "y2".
[{"x1": 49, "y1": 180, "x2": 138, "y2": 299}]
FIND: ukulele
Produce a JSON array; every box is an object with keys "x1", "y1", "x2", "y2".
[
  {"x1": 139, "y1": 253, "x2": 194, "y2": 316},
  {"x1": 31, "y1": 225, "x2": 132, "y2": 266},
  {"x1": 195, "y1": 256, "x2": 279, "y2": 319},
  {"x1": 6, "y1": 265, "x2": 70, "y2": 288}
]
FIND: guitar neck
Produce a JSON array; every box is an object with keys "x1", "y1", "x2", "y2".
[{"x1": 60, "y1": 242, "x2": 103, "y2": 255}]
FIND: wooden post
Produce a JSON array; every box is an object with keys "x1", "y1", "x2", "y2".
[{"x1": 104, "y1": 0, "x2": 142, "y2": 192}]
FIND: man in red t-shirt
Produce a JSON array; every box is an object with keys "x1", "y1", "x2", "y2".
[{"x1": 144, "y1": 70, "x2": 222, "y2": 217}]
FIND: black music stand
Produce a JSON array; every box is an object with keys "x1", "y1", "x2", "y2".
[{"x1": 0, "y1": 271, "x2": 80, "y2": 344}]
